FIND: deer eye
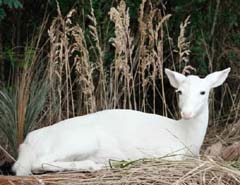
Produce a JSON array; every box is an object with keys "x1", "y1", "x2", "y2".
[
  {"x1": 200, "y1": 91, "x2": 205, "y2": 95},
  {"x1": 176, "y1": 90, "x2": 182, "y2": 95}
]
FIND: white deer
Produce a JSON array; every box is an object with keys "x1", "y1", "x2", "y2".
[{"x1": 12, "y1": 68, "x2": 230, "y2": 176}]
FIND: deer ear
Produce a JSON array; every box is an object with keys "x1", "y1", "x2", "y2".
[
  {"x1": 205, "y1": 68, "x2": 231, "y2": 88},
  {"x1": 165, "y1": 68, "x2": 186, "y2": 88}
]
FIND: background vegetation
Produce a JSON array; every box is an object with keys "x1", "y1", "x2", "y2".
[{"x1": 0, "y1": 0, "x2": 239, "y2": 163}]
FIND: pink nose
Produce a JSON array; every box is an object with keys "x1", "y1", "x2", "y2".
[{"x1": 181, "y1": 112, "x2": 193, "y2": 120}]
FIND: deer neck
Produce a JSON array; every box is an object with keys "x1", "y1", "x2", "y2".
[
  {"x1": 189, "y1": 103, "x2": 209, "y2": 131},
  {"x1": 181, "y1": 102, "x2": 209, "y2": 154}
]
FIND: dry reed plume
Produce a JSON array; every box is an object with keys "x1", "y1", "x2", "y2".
[{"x1": 47, "y1": 0, "x2": 176, "y2": 118}]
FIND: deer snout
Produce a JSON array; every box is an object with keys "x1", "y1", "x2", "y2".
[{"x1": 181, "y1": 111, "x2": 193, "y2": 120}]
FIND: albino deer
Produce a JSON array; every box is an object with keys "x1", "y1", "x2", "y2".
[{"x1": 12, "y1": 68, "x2": 230, "y2": 176}]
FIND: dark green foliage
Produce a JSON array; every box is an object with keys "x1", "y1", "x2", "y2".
[
  {"x1": 169, "y1": 0, "x2": 240, "y2": 74},
  {"x1": 0, "y1": 45, "x2": 49, "y2": 156},
  {"x1": 0, "y1": 88, "x2": 17, "y2": 154},
  {"x1": 23, "y1": 77, "x2": 49, "y2": 135},
  {"x1": 0, "y1": 0, "x2": 22, "y2": 8},
  {"x1": 0, "y1": 0, "x2": 22, "y2": 20},
  {"x1": 0, "y1": 76, "x2": 49, "y2": 156}
]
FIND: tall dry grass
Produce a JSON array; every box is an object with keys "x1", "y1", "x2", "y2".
[{"x1": 47, "y1": 0, "x2": 186, "y2": 120}]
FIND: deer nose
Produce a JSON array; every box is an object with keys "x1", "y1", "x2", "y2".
[{"x1": 181, "y1": 111, "x2": 193, "y2": 120}]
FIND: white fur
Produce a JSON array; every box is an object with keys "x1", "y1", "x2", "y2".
[{"x1": 12, "y1": 68, "x2": 230, "y2": 176}]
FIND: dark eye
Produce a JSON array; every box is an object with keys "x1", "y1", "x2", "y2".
[
  {"x1": 176, "y1": 90, "x2": 182, "y2": 95},
  {"x1": 200, "y1": 91, "x2": 205, "y2": 95}
]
